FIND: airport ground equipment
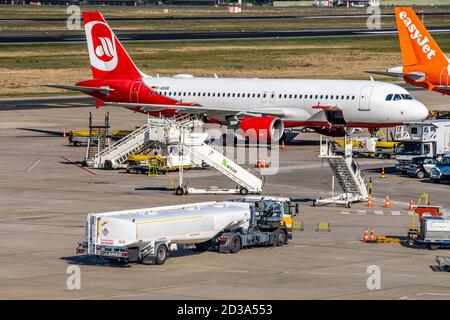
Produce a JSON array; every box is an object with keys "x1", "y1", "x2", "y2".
[
  {"x1": 85, "y1": 112, "x2": 111, "y2": 161},
  {"x1": 433, "y1": 256, "x2": 450, "y2": 272},
  {"x1": 76, "y1": 197, "x2": 294, "y2": 265},
  {"x1": 407, "y1": 216, "x2": 450, "y2": 250},
  {"x1": 394, "y1": 120, "x2": 450, "y2": 174},
  {"x1": 69, "y1": 129, "x2": 131, "y2": 147},
  {"x1": 174, "y1": 131, "x2": 264, "y2": 195},
  {"x1": 332, "y1": 137, "x2": 398, "y2": 159},
  {"x1": 126, "y1": 154, "x2": 194, "y2": 174},
  {"x1": 314, "y1": 136, "x2": 369, "y2": 208},
  {"x1": 430, "y1": 153, "x2": 450, "y2": 183},
  {"x1": 87, "y1": 114, "x2": 203, "y2": 169}
]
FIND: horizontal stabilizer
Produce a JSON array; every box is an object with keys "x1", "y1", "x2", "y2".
[
  {"x1": 44, "y1": 84, "x2": 115, "y2": 95},
  {"x1": 365, "y1": 70, "x2": 424, "y2": 81}
]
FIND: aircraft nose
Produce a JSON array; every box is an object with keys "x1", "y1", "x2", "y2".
[{"x1": 414, "y1": 101, "x2": 429, "y2": 121}]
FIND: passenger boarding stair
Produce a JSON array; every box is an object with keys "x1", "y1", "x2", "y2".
[
  {"x1": 314, "y1": 136, "x2": 369, "y2": 207},
  {"x1": 88, "y1": 115, "x2": 201, "y2": 169},
  {"x1": 179, "y1": 132, "x2": 263, "y2": 195}
]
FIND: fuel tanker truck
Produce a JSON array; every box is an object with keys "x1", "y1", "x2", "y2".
[{"x1": 77, "y1": 196, "x2": 297, "y2": 265}]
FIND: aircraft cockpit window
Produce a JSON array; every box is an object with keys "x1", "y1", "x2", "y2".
[
  {"x1": 393, "y1": 94, "x2": 402, "y2": 101},
  {"x1": 401, "y1": 94, "x2": 413, "y2": 100},
  {"x1": 385, "y1": 94, "x2": 393, "y2": 101}
]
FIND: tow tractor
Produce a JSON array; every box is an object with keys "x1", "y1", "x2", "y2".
[{"x1": 76, "y1": 196, "x2": 298, "y2": 265}]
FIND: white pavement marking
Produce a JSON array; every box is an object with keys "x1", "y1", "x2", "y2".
[
  {"x1": 391, "y1": 211, "x2": 402, "y2": 216},
  {"x1": 25, "y1": 158, "x2": 41, "y2": 173},
  {"x1": 357, "y1": 210, "x2": 367, "y2": 215},
  {"x1": 408, "y1": 211, "x2": 415, "y2": 216},
  {"x1": 374, "y1": 210, "x2": 384, "y2": 215},
  {"x1": 340, "y1": 211, "x2": 350, "y2": 215}
]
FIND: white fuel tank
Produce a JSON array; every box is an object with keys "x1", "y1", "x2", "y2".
[{"x1": 87, "y1": 202, "x2": 251, "y2": 247}]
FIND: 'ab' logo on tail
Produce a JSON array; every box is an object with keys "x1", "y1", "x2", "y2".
[{"x1": 85, "y1": 21, "x2": 118, "y2": 72}]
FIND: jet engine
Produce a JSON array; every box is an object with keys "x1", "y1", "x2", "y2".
[{"x1": 238, "y1": 117, "x2": 285, "y2": 143}]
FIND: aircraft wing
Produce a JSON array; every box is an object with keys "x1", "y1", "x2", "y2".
[
  {"x1": 365, "y1": 70, "x2": 424, "y2": 81},
  {"x1": 105, "y1": 102, "x2": 286, "y2": 118},
  {"x1": 44, "y1": 84, "x2": 115, "y2": 95}
]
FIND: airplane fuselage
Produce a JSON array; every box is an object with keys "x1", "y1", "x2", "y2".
[{"x1": 84, "y1": 76, "x2": 428, "y2": 128}]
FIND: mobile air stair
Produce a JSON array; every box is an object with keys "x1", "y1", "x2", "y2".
[
  {"x1": 314, "y1": 135, "x2": 369, "y2": 208},
  {"x1": 85, "y1": 114, "x2": 263, "y2": 195},
  {"x1": 176, "y1": 132, "x2": 264, "y2": 195},
  {"x1": 86, "y1": 114, "x2": 202, "y2": 169}
]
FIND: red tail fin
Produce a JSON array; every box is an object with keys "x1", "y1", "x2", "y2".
[{"x1": 83, "y1": 12, "x2": 142, "y2": 80}]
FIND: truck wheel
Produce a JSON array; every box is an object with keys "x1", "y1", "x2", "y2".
[
  {"x1": 432, "y1": 179, "x2": 441, "y2": 184},
  {"x1": 276, "y1": 230, "x2": 287, "y2": 246},
  {"x1": 230, "y1": 236, "x2": 241, "y2": 254},
  {"x1": 175, "y1": 187, "x2": 184, "y2": 196},
  {"x1": 428, "y1": 244, "x2": 439, "y2": 250},
  {"x1": 401, "y1": 170, "x2": 407, "y2": 175},
  {"x1": 416, "y1": 170, "x2": 426, "y2": 179},
  {"x1": 239, "y1": 187, "x2": 248, "y2": 195},
  {"x1": 155, "y1": 245, "x2": 168, "y2": 265}
]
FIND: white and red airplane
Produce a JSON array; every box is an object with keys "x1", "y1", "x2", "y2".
[{"x1": 47, "y1": 12, "x2": 429, "y2": 141}]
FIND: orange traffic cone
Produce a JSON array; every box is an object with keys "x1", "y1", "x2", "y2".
[
  {"x1": 63, "y1": 131, "x2": 67, "y2": 139},
  {"x1": 408, "y1": 200, "x2": 414, "y2": 212},
  {"x1": 363, "y1": 227, "x2": 369, "y2": 242},
  {"x1": 370, "y1": 227, "x2": 375, "y2": 241},
  {"x1": 367, "y1": 193, "x2": 373, "y2": 208},
  {"x1": 381, "y1": 167, "x2": 385, "y2": 179},
  {"x1": 384, "y1": 194, "x2": 391, "y2": 209},
  {"x1": 280, "y1": 139, "x2": 285, "y2": 151}
]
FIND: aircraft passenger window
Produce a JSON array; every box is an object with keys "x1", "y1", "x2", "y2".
[
  {"x1": 212, "y1": 93, "x2": 216, "y2": 97},
  {"x1": 294, "y1": 95, "x2": 297, "y2": 99},
  {"x1": 330, "y1": 95, "x2": 333, "y2": 99},
  {"x1": 183, "y1": 92, "x2": 186, "y2": 96},
  {"x1": 207, "y1": 93, "x2": 210, "y2": 97},
  {"x1": 346, "y1": 96, "x2": 349, "y2": 100},
  {"x1": 315, "y1": 95, "x2": 318, "y2": 99},
  {"x1": 179, "y1": 92, "x2": 182, "y2": 96},
  {"x1": 352, "y1": 96, "x2": 355, "y2": 100},
  {"x1": 310, "y1": 95, "x2": 313, "y2": 99},
  {"x1": 325, "y1": 95, "x2": 328, "y2": 99},
  {"x1": 237, "y1": 93, "x2": 240, "y2": 97},
  {"x1": 232, "y1": 93, "x2": 235, "y2": 97},
  {"x1": 193, "y1": 92, "x2": 196, "y2": 97},
  {"x1": 252, "y1": 93, "x2": 255, "y2": 98},
  {"x1": 289, "y1": 94, "x2": 292, "y2": 99},
  {"x1": 263, "y1": 94, "x2": 267, "y2": 98},
  {"x1": 320, "y1": 95, "x2": 323, "y2": 99},
  {"x1": 341, "y1": 95, "x2": 344, "y2": 99},
  {"x1": 248, "y1": 93, "x2": 251, "y2": 98},
  {"x1": 227, "y1": 93, "x2": 231, "y2": 97},
  {"x1": 299, "y1": 95, "x2": 302, "y2": 99},
  {"x1": 257, "y1": 94, "x2": 260, "y2": 98},
  {"x1": 393, "y1": 94, "x2": 402, "y2": 101},
  {"x1": 271, "y1": 93, "x2": 274, "y2": 98}
]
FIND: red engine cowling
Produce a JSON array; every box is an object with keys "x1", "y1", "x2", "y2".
[
  {"x1": 313, "y1": 126, "x2": 346, "y2": 137},
  {"x1": 239, "y1": 117, "x2": 284, "y2": 142}
]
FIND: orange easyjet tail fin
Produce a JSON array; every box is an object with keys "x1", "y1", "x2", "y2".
[{"x1": 395, "y1": 7, "x2": 448, "y2": 68}]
